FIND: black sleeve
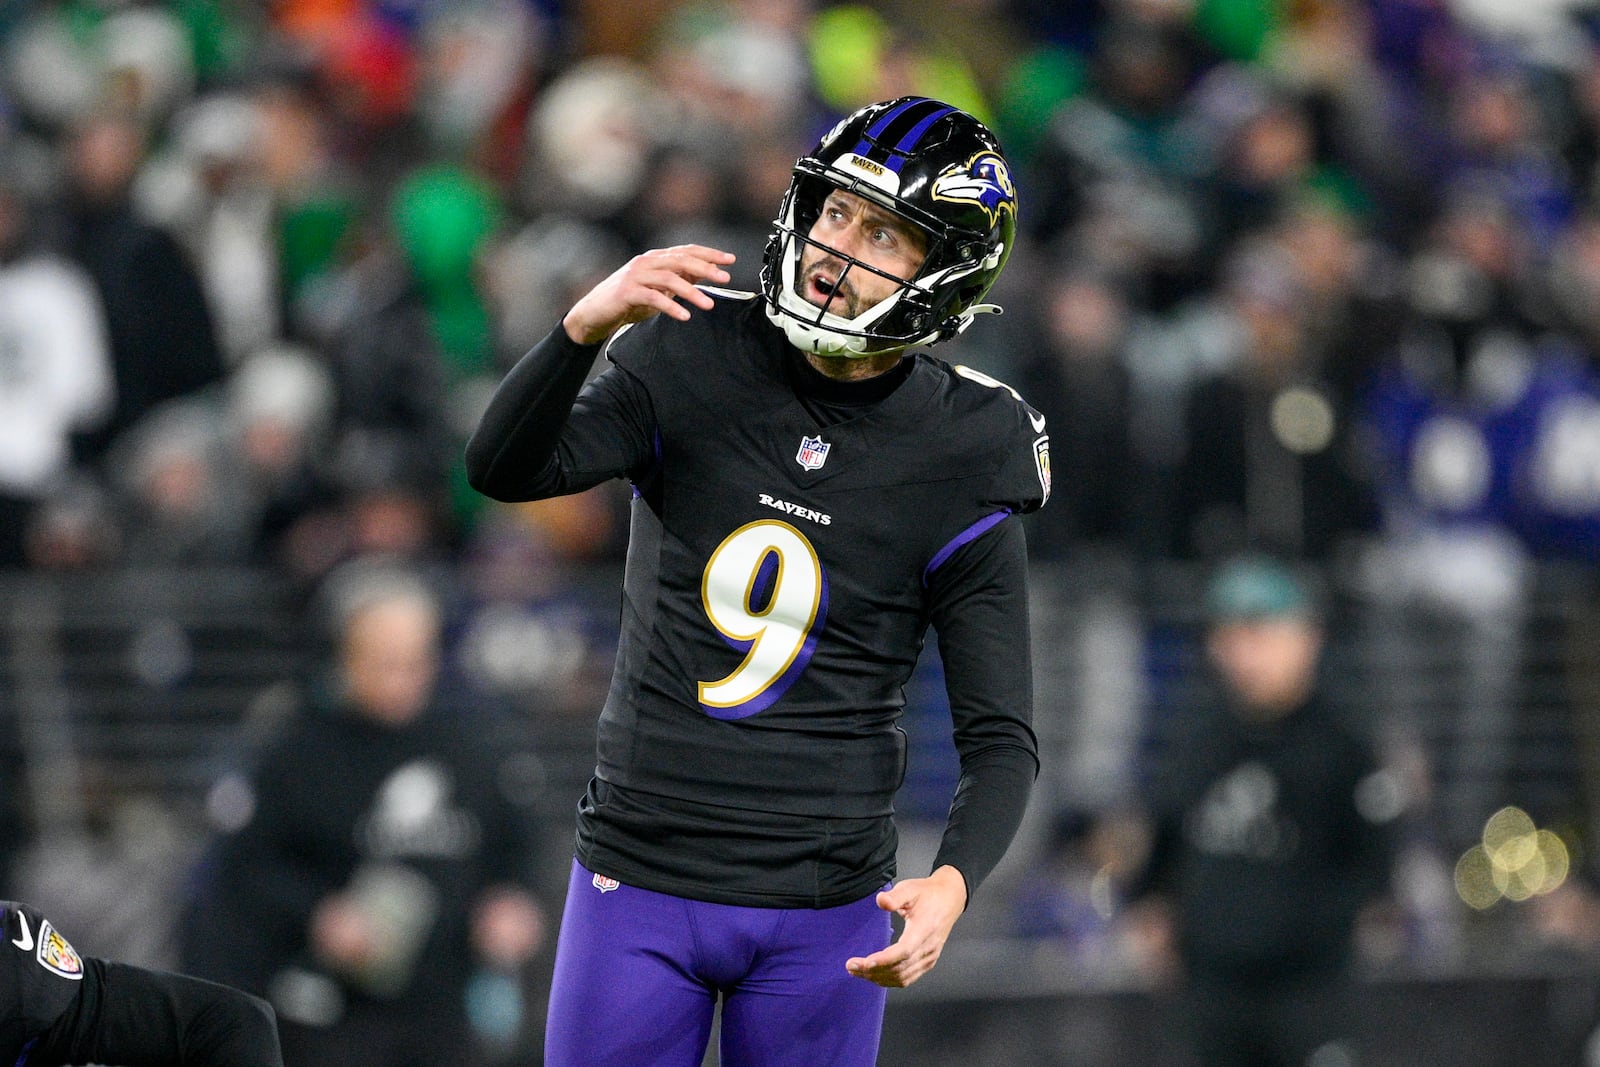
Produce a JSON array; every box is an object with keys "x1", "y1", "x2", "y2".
[
  {"x1": 1, "y1": 903, "x2": 81, "y2": 1055},
  {"x1": 464, "y1": 328, "x2": 654, "y2": 501},
  {"x1": 925, "y1": 516, "x2": 1040, "y2": 900},
  {"x1": 36, "y1": 959, "x2": 281, "y2": 1067}
]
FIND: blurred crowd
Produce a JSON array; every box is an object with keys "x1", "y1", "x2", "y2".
[
  {"x1": 8, "y1": 0, "x2": 1600, "y2": 1056},
  {"x1": 0, "y1": 0, "x2": 1596, "y2": 584}
]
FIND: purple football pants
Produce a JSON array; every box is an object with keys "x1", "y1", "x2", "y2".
[{"x1": 544, "y1": 860, "x2": 891, "y2": 1067}]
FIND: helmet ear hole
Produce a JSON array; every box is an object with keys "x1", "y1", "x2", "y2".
[{"x1": 760, "y1": 96, "x2": 1017, "y2": 356}]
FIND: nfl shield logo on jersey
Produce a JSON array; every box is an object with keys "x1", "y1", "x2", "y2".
[
  {"x1": 796, "y1": 435, "x2": 831, "y2": 471},
  {"x1": 592, "y1": 873, "x2": 621, "y2": 893}
]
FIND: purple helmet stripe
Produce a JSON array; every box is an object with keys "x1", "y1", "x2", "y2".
[
  {"x1": 863, "y1": 97, "x2": 927, "y2": 140},
  {"x1": 892, "y1": 105, "x2": 957, "y2": 156},
  {"x1": 849, "y1": 97, "x2": 947, "y2": 163},
  {"x1": 879, "y1": 105, "x2": 957, "y2": 174}
]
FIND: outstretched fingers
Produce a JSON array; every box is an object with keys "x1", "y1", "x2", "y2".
[
  {"x1": 843, "y1": 868, "x2": 968, "y2": 989},
  {"x1": 563, "y1": 245, "x2": 737, "y2": 344},
  {"x1": 657, "y1": 244, "x2": 739, "y2": 276},
  {"x1": 632, "y1": 245, "x2": 737, "y2": 311},
  {"x1": 629, "y1": 265, "x2": 720, "y2": 316},
  {"x1": 844, "y1": 929, "x2": 941, "y2": 989}
]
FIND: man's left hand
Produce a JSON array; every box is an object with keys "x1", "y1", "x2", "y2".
[{"x1": 845, "y1": 864, "x2": 967, "y2": 988}]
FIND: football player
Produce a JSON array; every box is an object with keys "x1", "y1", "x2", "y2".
[
  {"x1": 468, "y1": 96, "x2": 1047, "y2": 1067},
  {"x1": 1, "y1": 900, "x2": 282, "y2": 1066}
]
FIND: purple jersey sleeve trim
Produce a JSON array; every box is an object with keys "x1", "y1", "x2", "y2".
[
  {"x1": 630, "y1": 427, "x2": 664, "y2": 499},
  {"x1": 923, "y1": 510, "x2": 1012, "y2": 587}
]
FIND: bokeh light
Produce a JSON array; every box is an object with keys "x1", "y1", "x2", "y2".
[
  {"x1": 1454, "y1": 806, "x2": 1570, "y2": 910},
  {"x1": 1269, "y1": 386, "x2": 1337, "y2": 455}
]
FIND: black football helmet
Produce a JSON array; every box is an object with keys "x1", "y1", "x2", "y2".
[{"x1": 760, "y1": 97, "x2": 1019, "y2": 356}]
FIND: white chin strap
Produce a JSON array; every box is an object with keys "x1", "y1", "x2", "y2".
[{"x1": 766, "y1": 304, "x2": 906, "y2": 356}]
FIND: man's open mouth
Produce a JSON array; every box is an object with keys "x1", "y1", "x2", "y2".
[{"x1": 805, "y1": 270, "x2": 852, "y2": 314}]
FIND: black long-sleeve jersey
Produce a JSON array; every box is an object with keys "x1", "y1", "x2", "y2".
[
  {"x1": 467, "y1": 292, "x2": 1049, "y2": 908},
  {"x1": 1, "y1": 902, "x2": 281, "y2": 1067}
]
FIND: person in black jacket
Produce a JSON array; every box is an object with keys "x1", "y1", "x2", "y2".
[
  {"x1": 180, "y1": 563, "x2": 546, "y2": 1067},
  {"x1": 2, "y1": 900, "x2": 281, "y2": 1067},
  {"x1": 61, "y1": 110, "x2": 225, "y2": 463},
  {"x1": 1128, "y1": 556, "x2": 1395, "y2": 1067}
]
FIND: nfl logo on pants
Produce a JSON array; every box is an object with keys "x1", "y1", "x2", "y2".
[{"x1": 796, "y1": 435, "x2": 830, "y2": 471}]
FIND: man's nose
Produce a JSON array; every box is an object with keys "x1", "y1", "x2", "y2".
[{"x1": 829, "y1": 222, "x2": 872, "y2": 260}]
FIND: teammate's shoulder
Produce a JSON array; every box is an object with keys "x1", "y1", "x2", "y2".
[
  {"x1": 2, "y1": 901, "x2": 87, "y2": 981},
  {"x1": 2, "y1": 899, "x2": 41, "y2": 941}
]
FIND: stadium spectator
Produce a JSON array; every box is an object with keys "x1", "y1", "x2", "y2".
[
  {"x1": 1442, "y1": 66, "x2": 1576, "y2": 255},
  {"x1": 180, "y1": 563, "x2": 546, "y2": 1067},
  {"x1": 1124, "y1": 556, "x2": 1396, "y2": 1067},
  {"x1": 218, "y1": 344, "x2": 340, "y2": 568},
  {"x1": 311, "y1": 219, "x2": 453, "y2": 506},
  {"x1": 452, "y1": 506, "x2": 620, "y2": 721},
  {"x1": 1012, "y1": 266, "x2": 1152, "y2": 559},
  {"x1": 1173, "y1": 238, "x2": 1380, "y2": 561},
  {"x1": 0, "y1": 159, "x2": 114, "y2": 569},
  {"x1": 1023, "y1": 12, "x2": 1214, "y2": 306},
  {"x1": 144, "y1": 92, "x2": 282, "y2": 366},
  {"x1": 1199, "y1": 80, "x2": 1327, "y2": 257},
  {"x1": 1271, "y1": 198, "x2": 1406, "y2": 413},
  {"x1": 112, "y1": 400, "x2": 250, "y2": 567},
  {"x1": 61, "y1": 109, "x2": 226, "y2": 464}
]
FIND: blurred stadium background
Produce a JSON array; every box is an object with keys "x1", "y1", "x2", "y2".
[{"x1": 4, "y1": 0, "x2": 1600, "y2": 1062}]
